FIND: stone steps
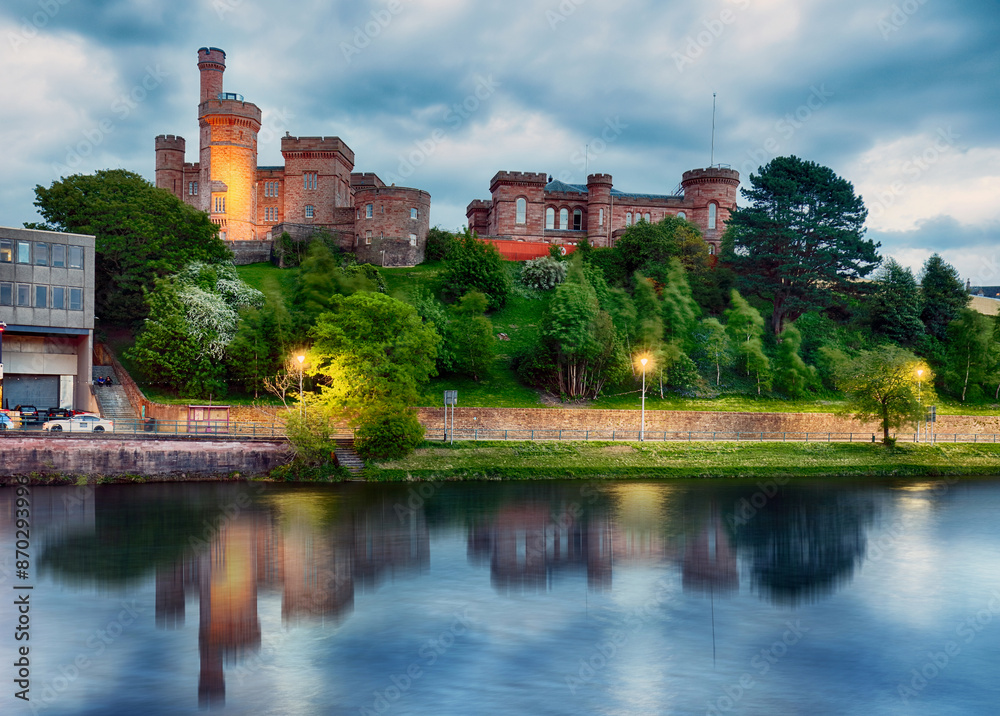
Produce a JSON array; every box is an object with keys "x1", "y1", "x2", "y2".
[{"x1": 333, "y1": 437, "x2": 365, "y2": 477}]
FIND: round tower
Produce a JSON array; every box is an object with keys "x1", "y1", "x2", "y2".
[
  {"x1": 154, "y1": 134, "x2": 186, "y2": 198},
  {"x1": 198, "y1": 47, "x2": 226, "y2": 103},
  {"x1": 586, "y1": 173, "x2": 613, "y2": 247},
  {"x1": 680, "y1": 167, "x2": 740, "y2": 247}
]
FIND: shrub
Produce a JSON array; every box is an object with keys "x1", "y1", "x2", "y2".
[
  {"x1": 520, "y1": 256, "x2": 568, "y2": 290},
  {"x1": 355, "y1": 406, "x2": 426, "y2": 460}
]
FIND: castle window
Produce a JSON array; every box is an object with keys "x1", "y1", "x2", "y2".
[
  {"x1": 0, "y1": 282, "x2": 11, "y2": 306},
  {"x1": 52, "y1": 244, "x2": 65, "y2": 267},
  {"x1": 34, "y1": 242, "x2": 48, "y2": 266},
  {"x1": 545, "y1": 207, "x2": 555, "y2": 230},
  {"x1": 644, "y1": 213, "x2": 651, "y2": 223},
  {"x1": 626, "y1": 212, "x2": 633, "y2": 227},
  {"x1": 708, "y1": 243, "x2": 716, "y2": 255},
  {"x1": 411, "y1": 208, "x2": 418, "y2": 220},
  {"x1": 304, "y1": 172, "x2": 317, "y2": 190},
  {"x1": 366, "y1": 204, "x2": 373, "y2": 219},
  {"x1": 0, "y1": 239, "x2": 11, "y2": 263},
  {"x1": 189, "y1": 181, "x2": 198, "y2": 196},
  {"x1": 16, "y1": 241, "x2": 30, "y2": 264},
  {"x1": 220, "y1": 231, "x2": 227, "y2": 241},
  {"x1": 365, "y1": 231, "x2": 372, "y2": 245},
  {"x1": 214, "y1": 196, "x2": 226, "y2": 213},
  {"x1": 69, "y1": 246, "x2": 83, "y2": 269},
  {"x1": 559, "y1": 208, "x2": 568, "y2": 230},
  {"x1": 677, "y1": 211, "x2": 686, "y2": 220},
  {"x1": 573, "y1": 209, "x2": 582, "y2": 231},
  {"x1": 409, "y1": 234, "x2": 417, "y2": 246},
  {"x1": 69, "y1": 287, "x2": 82, "y2": 311},
  {"x1": 599, "y1": 208, "x2": 604, "y2": 227},
  {"x1": 708, "y1": 202, "x2": 718, "y2": 230},
  {"x1": 305, "y1": 205, "x2": 314, "y2": 219},
  {"x1": 516, "y1": 198, "x2": 527, "y2": 225}
]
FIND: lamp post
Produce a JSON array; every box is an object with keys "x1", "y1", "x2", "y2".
[
  {"x1": 640, "y1": 357, "x2": 648, "y2": 442},
  {"x1": 297, "y1": 354, "x2": 305, "y2": 420},
  {"x1": 917, "y1": 368, "x2": 923, "y2": 442}
]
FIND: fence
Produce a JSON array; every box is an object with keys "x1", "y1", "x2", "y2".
[
  {"x1": 425, "y1": 427, "x2": 1000, "y2": 444},
  {"x1": 2, "y1": 419, "x2": 293, "y2": 441}
]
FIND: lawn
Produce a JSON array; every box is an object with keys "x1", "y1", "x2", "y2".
[{"x1": 235, "y1": 262, "x2": 299, "y2": 310}]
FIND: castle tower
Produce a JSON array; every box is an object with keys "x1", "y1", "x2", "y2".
[
  {"x1": 488, "y1": 171, "x2": 547, "y2": 236},
  {"x1": 154, "y1": 134, "x2": 186, "y2": 199},
  {"x1": 680, "y1": 167, "x2": 740, "y2": 250},
  {"x1": 197, "y1": 46, "x2": 261, "y2": 241},
  {"x1": 586, "y1": 173, "x2": 613, "y2": 247}
]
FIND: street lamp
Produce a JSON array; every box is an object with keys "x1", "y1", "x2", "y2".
[
  {"x1": 297, "y1": 354, "x2": 305, "y2": 420},
  {"x1": 916, "y1": 368, "x2": 923, "y2": 442},
  {"x1": 640, "y1": 357, "x2": 648, "y2": 442}
]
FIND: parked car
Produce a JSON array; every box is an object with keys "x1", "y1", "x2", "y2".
[
  {"x1": 0, "y1": 413, "x2": 12, "y2": 431},
  {"x1": 14, "y1": 405, "x2": 40, "y2": 424},
  {"x1": 42, "y1": 414, "x2": 114, "y2": 433},
  {"x1": 45, "y1": 407, "x2": 73, "y2": 420}
]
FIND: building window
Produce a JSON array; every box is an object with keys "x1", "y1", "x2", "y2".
[
  {"x1": 626, "y1": 212, "x2": 633, "y2": 227},
  {"x1": 365, "y1": 231, "x2": 372, "y2": 245},
  {"x1": 410, "y1": 208, "x2": 418, "y2": 220},
  {"x1": 677, "y1": 211, "x2": 686, "y2": 220},
  {"x1": 52, "y1": 244, "x2": 65, "y2": 267},
  {"x1": 644, "y1": 213, "x2": 651, "y2": 223},
  {"x1": 545, "y1": 207, "x2": 555, "y2": 230},
  {"x1": 69, "y1": 246, "x2": 84, "y2": 269},
  {"x1": 305, "y1": 205, "x2": 314, "y2": 219},
  {"x1": 70, "y1": 287, "x2": 83, "y2": 311},
  {"x1": 214, "y1": 196, "x2": 226, "y2": 213},
  {"x1": 52, "y1": 286, "x2": 65, "y2": 309},
  {"x1": 366, "y1": 203, "x2": 373, "y2": 219},
  {"x1": 16, "y1": 241, "x2": 30, "y2": 264},
  {"x1": 304, "y1": 172, "x2": 317, "y2": 190},
  {"x1": 0, "y1": 282, "x2": 11, "y2": 306},
  {"x1": 0, "y1": 239, "x2": 11, "y2": 263},
  {"x1": 599, "y1": 208, "x2": 604, "y2": 227},
  {"x1": 515, "y1": 197, "x2": 527, "y2": 224},
  {"x1": 17, "y1": 283, "x2": 30, "y2": 306},
  {"x1": 573, "y1": 209, "x2": 582, "y2": 231},
  {"x1": 708, "y1": 202, "x2": 718, "y2": 230},
  {"x1": 559, "y1": 208, "x2": 568, "y2": 230},
  {"x1": 35, "y1": 284, "x2": 47, "y2": 308},
  {"x1": 708, "y1": 243, "x2": 716, "y2": 256},
  {"x1": 263, "y1": 180, "x2": 278, "y2": 197},
  {"x1": 34, "y1": 242, "x2": 48, "y2": 266},
  {"x1": 409, "y1": 234, "x2": 417, "y2": 246},
  {"x1": 189, "y1": 181, "x2": 198, "y2": 196}
]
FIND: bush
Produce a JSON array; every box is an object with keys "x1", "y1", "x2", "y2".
[
  {"x1": 520, "y1": 256, "x2": 568, "y2": 290},
  {"x1": 425, "y1": 227, "x2": 457, "y2": 262},
  {"x1": 355, "y1": 406, "x2": 426, "y2": 460},
  {"x1": 441, "y1": 229, "x2": 512, "y2": 310}
]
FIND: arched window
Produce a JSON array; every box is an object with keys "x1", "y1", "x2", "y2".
[
  {"x1": 626, "y1": 212, "x2": 633, "y2": 226},
  {"x1": 708, "y1": 202, "x2": 718, "y2": 230},
  {"x1": 677, "y1": 211, "x2": 686, "y2": 220},
  {"x1": 516, "y1": 197, "x2": 527, "y2": 224},
  {"x1": 573, "y1": 209, "x2": 582, "y2": 231},
  {"x1": 559, "y1": 208, "x2": 569, "y2": 230},
  {"x1": 599, "y1": 208, "x2": 604, "y2": 227},
  {"x1": 545, "y1": 207, "x2": 555, "y2": 230},
  {"x1": 708, "y1": 243, "x2": 716, "y2": 255},
  {"x1": 644, "y1": 213, "x2": 651, "y2": 223}
]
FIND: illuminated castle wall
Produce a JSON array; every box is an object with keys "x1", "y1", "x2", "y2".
[{"x1": 155, "y1": 47, "x2": 430, "y2": 265}]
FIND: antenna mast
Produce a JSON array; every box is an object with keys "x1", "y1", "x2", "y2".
[{"x1": 710, "y1": 93, "x2": 717, "y2": 167}]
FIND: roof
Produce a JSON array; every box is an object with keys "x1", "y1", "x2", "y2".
[{"x1": 543, "y1": 180, "x2": 681, "y2": 201}]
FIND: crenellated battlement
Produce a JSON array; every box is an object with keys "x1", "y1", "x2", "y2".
[
  {"x1": 681, "y1": 167, "x2": 740, "y2": 186},
  {"x1": 281, "y1": 135, "x2": 355, "y2": 164},
  {"x1": 490, "y1": 171, "x2": 547, "y2": 192},
  {"x1": 155, "y1": 134, "x2": 186, "y2": 150},
  {"x1": 587, "y1": 173, "x2": 613, "y2": 185},
  {"x1": 467, "y1": 199, "x2": 492, "y2": 210},
  {"x1": 351, "y1": 172, "x2": 385, "y2": 188}
]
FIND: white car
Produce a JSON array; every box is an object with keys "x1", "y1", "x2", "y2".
[{"x1": 42, "y1": 414, "x2": 114, "y2": 433}]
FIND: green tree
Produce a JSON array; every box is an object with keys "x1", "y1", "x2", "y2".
[
  {"x1": 944, "y1": 308, "x2": 996, "y2": 402},
  {"x1": 447, "y1": 291, "x2": 496, "y2": 381},
  {"x1": 424, "y1": 227, "x2": 457, "y2": 262},
  {"x1": 725, "y1": 290, "x2": 771, "y2": 393},
  {"x1": 225, "y1": 298, "x2": 292, "y2": 398},
  {"x1": 310, "y1": 293, "x2": 439, "y2": 420},
  {"x1": 441, "y1": 229, "x2": 512, "y2": 310},
  {"x1": 773, "y1": 324, "x2": 816, "y2": 398},
  {"x1": 354, "y1": 405, "x2": 426, "y2": 460},
  {"x1": 28, "y1": 169, "x2": 231, "y2": 324},
  {"x1": 697, "y1": 317, "x2": 732, "y2": 386},
  {"x1": 920, "y1": 253, "x2": 969, "y2": 342},
  {"x1": 722, "y1": 156, "x2": 880, "y2": 335},
  {"x1": 869, "y1": 258, "x2": 924, "y2": 346},
  {"x1": 836, "y1": 345, "x2": 930, "y2": 444}
]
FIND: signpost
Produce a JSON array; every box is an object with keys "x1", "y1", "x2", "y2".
[{"x1": 444, "y1": 390, "x2": 457, "y2": 445}]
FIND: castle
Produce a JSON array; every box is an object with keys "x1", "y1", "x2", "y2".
[
  {"x1": 155, "y1": 48, "x2": 430, "y2": 266},
  {"x1": 467, "y1": 167, "x2": 740, "y2": 258}
]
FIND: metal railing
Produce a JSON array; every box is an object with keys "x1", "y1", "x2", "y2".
[
  {"x1": 426, "y1": 428, "x2": 1000, "y2": 444},
  {"x1": 2, "y1": 419, "x2": 288, "y2": 441}
]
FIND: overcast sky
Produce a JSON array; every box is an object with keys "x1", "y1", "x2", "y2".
[{"x1": 1, "y1": 0, "x2": 997, "y2": 283}]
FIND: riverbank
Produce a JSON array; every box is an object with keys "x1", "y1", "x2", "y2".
[{"x1": 366, "y1": 441, "x2": 1000, "y2": 481}]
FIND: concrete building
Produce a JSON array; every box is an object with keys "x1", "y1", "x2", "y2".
[
  {"x1": 0, "y1": 226, "x2": 97, "y2": 413},
  {"x1": 155, "y1": 47, "x2": 430, "y2": 266}
]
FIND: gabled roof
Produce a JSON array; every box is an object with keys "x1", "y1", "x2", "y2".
[{"x1": 544, "y1": 178, "x2": 682, "y2": 201}]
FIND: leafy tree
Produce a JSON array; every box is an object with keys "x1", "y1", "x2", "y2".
[
  {"x1": 869, "y1": 258, "x2": 924, "y2": 346},
  {"x1": 446, "y1": 291, "x2": 496, "y2": 381},
  {"x1": 424, "y1": 227, "x2": 457, "y2": 262},
  {"x1": 722, "y1": 156, "x2": 880, "y2": 335},
  {"x1": 310, "y1": 293, "x2": 439, "y2": 421},
  {"x1": 920, "y1": 254, "x2": 969, "y2": 342},
  {"x1": 944, "y1": 308, "x2": 996, "y2": 402},
  {"x1": 441, "y1": 229, "x2": 511, "y2": 310},
  {"x1": 660, "y1": 258, "x2": 699, "y2": 344},
  {"x1": 836, "y1": 345, "x2": 930, "y2": 444},
  {"x1": 725, "y1": 290, "x2": 771, "y2": 393},
  {"x1": 773, "y1": 325, "x2": 817, "y2": 398},
  {"x1": 697, "y1": 317, "x2": 732, "y2": 385},
  {"x1": 354, "y1": 405, "x2": 426, "y2": 460},
  {"x1": 520, "y1": 255, "x2": 568, "y2": 290},
  {"x1": 225, "y1": 297, "x2": 292, "y2": 398},
  {"x1": 28, "y1": 169, "x2": 231, "y2": 324}
]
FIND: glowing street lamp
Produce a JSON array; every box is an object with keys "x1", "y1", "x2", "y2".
[
  {"x1": 640, "y1": 356, "x2": 648, "y2": 442},
  {"x1": 297, "y1": 354, "x2": 305, "y2": 419}
]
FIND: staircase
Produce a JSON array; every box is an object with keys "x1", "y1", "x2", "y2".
[
  {"x1": 333, "y1": 436, "x2": 366, "y2": 477},
  {"x1": 92, "y1": 367, "x2": 140, "y2": 428}
]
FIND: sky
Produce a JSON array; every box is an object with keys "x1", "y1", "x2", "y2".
[{"x1": 1, "y1": 0, "x2": 998, "y2": 284}]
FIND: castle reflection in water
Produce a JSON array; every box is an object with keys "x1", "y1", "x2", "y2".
[{"x1": 25, "y1": 480, "x2": 877, "y2": 708}]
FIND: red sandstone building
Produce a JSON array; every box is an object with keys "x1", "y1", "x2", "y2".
[
  {"x1": 467, "y1": 167, "x2": 739, "y2": 259},
  {"x1": 155, "y1": 48, "x2": 430, "y2": 266}
]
